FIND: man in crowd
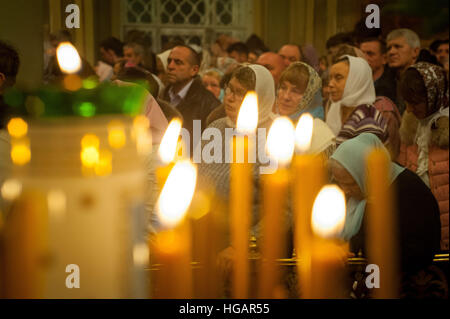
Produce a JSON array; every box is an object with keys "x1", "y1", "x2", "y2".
[
  {"x1": 435, "y1": 39, "x2": 449, "y2": 67},
  {"x1": 386, "y1": 28, "x2": 421, "y2": 113},
  {"x1": 163, "y1": 45, "x2": 220, "y2": 145},
  {"x1": 226, "y1": 42, "x2": 249, "y2": 63},
  {"x1": 278, "y1": 44, "x2": 302, "y2": 67},
  {"x1": 360, "y1": 37, "x2": 397, "y2": 103},
  {"x1": 256, "y1": 52, "x2": 286, "y2": 87}
]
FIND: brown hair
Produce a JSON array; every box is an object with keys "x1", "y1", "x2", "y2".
[
  {"x1": 399, "y1": 68, "x2": 427, "y2": 105},
  {"x1": 230, "y1": 65, "x2": 256, "y2": 91},
  {"x1": 279, "y1": 63, "x2": 310, "y2": 94},
  {"x1": 331, "y1": 44, "x2": 358, "y2": 64}
]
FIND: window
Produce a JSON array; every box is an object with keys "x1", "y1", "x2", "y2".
[{"x1": 122, "y1": 0, "x2": 252, "y2": 52}]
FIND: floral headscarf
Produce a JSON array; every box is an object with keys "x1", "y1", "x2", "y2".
[
  {"x1": 289, "y1": 61, "x2": 322, "y2": 113},
  {"x1": 408, "y1": 62, "x2": 449, "y2": 117}
]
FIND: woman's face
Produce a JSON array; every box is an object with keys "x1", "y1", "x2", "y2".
[
  {"x1": 277, "y1": 81, "x2": 304, "y2": 116},
  {"x1": 331, "y1": 160, "x2": 364, "y2": 201},
  {"x1": 202, "y1": 75, "x2": 221, "y2": 99},
  {"x1": 224, "y1": 77, "x2": 247, "y2": 123},
  {"x1": 328, "y1": 61, "x2": 349, "y2": 102},
  {"x1": 405, "y1": 101, "x2": 427, "y2": 119}
]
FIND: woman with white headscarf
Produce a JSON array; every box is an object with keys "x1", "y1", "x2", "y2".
[{"x1": 326, "y1": 55, "x2": 389, "y2": 148}]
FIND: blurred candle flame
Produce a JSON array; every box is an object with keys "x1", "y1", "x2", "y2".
[
  {"x1": 7, "y1": 117, "x2": 28, "y2": 138},
  {"x1": 158, "y1": 118, "x2": 182, "y2": 164},
  {"x1": 157, "y1": 159, "x2": 197, "y2": 228},
  {"x1": 1, "y1": 179, "x2": 22, "y2": 201},
  {"x1": 311, "y1": 185, "x2": 346, "y2": 238},
  {"x1": 295, "y1": 113, "x2": 314, "y2": 153},
  {"x1": 236, "y1": 91, "x2": 258, "y2": 134},
  {"x1": 56, "y1": 42, "x2": 82, "y2": 74},
  {"x1": 266, "y1": 116, "x2": 295, "y2": 166}
]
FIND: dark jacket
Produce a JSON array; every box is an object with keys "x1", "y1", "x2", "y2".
[
  {"x1": 162, "y1": 76, "x2": 220, "y2": 146},
  {"x1": 374, "y1": 65, "x2": 397, "y2": 106}
]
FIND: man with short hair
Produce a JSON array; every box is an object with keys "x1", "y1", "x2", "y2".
[
  {"x1": 163, "y1": 45, "x2": 220, "y2": 145},
  {"x1": 226, "y1": 42, "x2": 249, "y2": 63},
  {"x1": 386, "y1": 28, "x2": 421, "y2": 75},
  {"x1": 435, "y1": 40, "x2": 449, "y2": 67},
  {"x1": 326, "y1": 32, "x2": 355, "y2": 65},
  {"x1": 100, "y1": 37, "x2": 124, "y2": 66},
  {"x1": 386, "y1": 29, "x2": 421, "y2": 113},
  {"x1": 278, "y1": 44, "x2": 302, "y2": 67},
  {"x1": 256, "y1": 52, "x2": 286, "y2": 87},
  {"x1": 360, "y1": 37, "x2": 397, "y2": 103}
]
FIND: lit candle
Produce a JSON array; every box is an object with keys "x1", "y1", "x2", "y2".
[
  {"x1": 292, "y1": 113, "x2": 326, "y2": 298},
  {"x1": 258, "y1": 116, "x2": 295, "y2": 298},
  {"x1": 230, "y1": 91, "x2": 258, "y2": 298},
  {"x1": 156, "y1": 118, "x2": 182, "y2": 188},
  {"x1": 366, "y1": 149, "x2": 398, "y2": 298},
  {"x1": 310, "y1": 185, "x2": 347, "y2": 299},
  {"x1": 151, "y1": 159, "x2": 197, "y2": 298},
  {"x1": 56, "y1": 42, "x2": 82, "y2": 91}
]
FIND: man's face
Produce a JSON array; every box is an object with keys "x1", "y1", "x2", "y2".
[
  {"x1": 166, "y1": 47, "x2": 199, "y2": 85},
  {"x1": 101, "y1": 47, "x2": 115, "y2": 65},
  {"x1": 328, "y1": 61, "x2": 349, "y2": 102},
  {"x1": 229, "y1": 50, "x2": 247, "y2": 63},
  {"x1": 278, "y1": 45, "x2": 301, "y2": 67},
  {"x1": 387, "y1": 37, "x2": 419, "y2": 71},
  {"x1": 256, "y1": 53, "x2": 285, "y2": 86},
  {"x1": 360, "y1": 41, "x2": 386, "y2": 74},
  {"x1": 436, "y1": 43, "x2": 449, "y2": 66},
  {"x1": 123, "y1": 47, "x2": 142, "y2": 66},
  {"x1": 224, "y1": 77, "x2": 247, "y2": 123}
]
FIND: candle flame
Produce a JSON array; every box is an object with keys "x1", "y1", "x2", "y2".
[
  {"x1": 311, "y1": 185, "x2": 346, "y2": 238},
  {"x1": 56, "y1": 42, "x2": 82, "y2": 74},
  {"x1": 295, "y1": 113, "x2": 314, "y2": 153},
  {"x1": 157, "y1": 159, "x2": 197, "y2": 228},
  {"x1": 236, "y1": 91, "x2": 258, "y2": 134},
  {"x1": 158, "y1": 118, "x2": 182, "y2": 164},
  {"x1": 266, "y1": 116, "x2": 295, "y2": 166}
]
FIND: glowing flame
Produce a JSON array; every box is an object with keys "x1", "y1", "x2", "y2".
[
  {"x1": 48, "y1": 189, "x2": 66, "y2": 220},
  {"x1": 158, "y1": 118, "x2": 182, "y2": 164},
  {"x1": 7, "y1": 118, "x2": 28, "y2": 138},
  {"x1": 157, "y1": 160, "x2": 197, "y2": 228},
  {"x1": 56, "y1": 42, "x2": 81, "y2": 74},
  {"x1": 1, "y1": 179, "x2": 22, "y2": 201},
  {"x1": 108, "y1": 120, "x2": 126, "y2": 149},
  {"x1": 236, "y1": 91, "x2": 258, "y2": 134},
  {"x1": 295, "y1": 113, "x2": 314, "y2": 153},
  {"x1": 266, "y1": 116, "x2": 295, "y2": 166},
  {"x1": 311, "y1": 185, "x2": 346, "y2": 238}
]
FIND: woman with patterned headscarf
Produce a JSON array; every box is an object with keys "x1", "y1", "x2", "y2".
[
  {"x1": 275, "y1": 62, "x2": 324, "y2": 120},
  {"x1": 398, "y1": 62, "x2": 449, "y2": 251}
]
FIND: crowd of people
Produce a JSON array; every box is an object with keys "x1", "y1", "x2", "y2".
[{"x1": 0, "y1": 24, "x2": 449, "y2": 297}]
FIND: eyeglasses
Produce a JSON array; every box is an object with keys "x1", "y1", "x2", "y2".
[{"x1": 224, "y1": 85, "x2": 246, "y2": 99}]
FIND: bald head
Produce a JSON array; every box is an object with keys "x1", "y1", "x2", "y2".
[
  {"x1": 256, "y1": 52, "x2": 286, "y2": 86},
  {"x1": 278, "y1": 44, "x2": 302, "y2": 67}
]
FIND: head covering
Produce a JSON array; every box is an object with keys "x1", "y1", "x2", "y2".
[
  {"x1": 310, "y1": 118, "x2": 336, "y2": 155},
  {"x1": 408, "y1": 62, "x2": 449, "y2": 117},
  {"x1": 226, "y1": 64, "x2": 275, "y2": 128},
  {"x1": 157, "y1": 49, "x2": 171, "y2": 72},
  {"x1": 326, "y1": 55, "x2": 376, "y2": 135},
  {"x1": 293, "y1": 62, "x2": 322, "y2": 113},
  {"x1": 331, "y1": 133, "x2": 405, "y2": 240},
  {"x1": 407, "y1": 62, "x2": 449, "y2": 186},
  {"x1": 302, "y1": 44, "x2": 320, "y2": 72}
]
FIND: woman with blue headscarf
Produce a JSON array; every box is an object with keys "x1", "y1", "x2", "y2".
[{"x1": 330, "y1": 133, "x2": 440, "y2": 274}]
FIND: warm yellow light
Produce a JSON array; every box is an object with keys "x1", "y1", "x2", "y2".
[
  {"x1": 95, "y1": 149, "x2": 112, "y2": 176},
  {"x1": 11, "y1": 143, "x2": 31, "y2": 166},
  {"x1": 236, "y1": 91, "x2": 258, "y2": 134},
  {"x1": 56, "y1": 42, "x2": 81, "y2": 74},
  {"x1": 7, "y1": 117, "x2": 28, "y2": 138},
  {"x1": 81, "y1": 134, "x2": 100, "y2": 149},
  {"x1": 311, "y1": 185, "x2": 346, "y2": 238},
  {"x1": 133, "y1": 115, "x2": 150, "y2": 133},
  {"x1": 266, "y1": 116, "x2": 295, "y2": 166},
  {"x1": 81, "y1": 146, "x2": 99, "y2": 167},
  {"x1": 295, "y1": 113, "x2": 314, "y2": 153},
  {"x1": 133, "y1": 243, "x2": 149, "y2": 266},
  {"x1": 1, "y1": 179, "x2": 22, "y2": 201},
  {"x1": 108, "y1": 121, "x2": 126, "y2": 149},
  {"x1": 48, "y1": 189, "x2": 66, "y2": 220},
  {"x1": 158, "y1": 118, "x2": 182, "y2": 164},
  {"x1": 157, "y1": 160, "x2": 197, "y2": 228}
]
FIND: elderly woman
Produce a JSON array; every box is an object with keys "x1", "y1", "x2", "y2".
[
  {"x1": 275, "y1": 62, "x2": 324, "y2": 120},
  {"x1": 330, "y1": 133, "x2": 441, "y2": 275},
  {"x1": 326, "y1": 55, "x2": 394, "y2": 153},
  {"x1": 397, "y1": 62, "x2": 449, "y2": 251},
  {"x1": 202, "y1": 69, "x2": 224, "y2": 102}
]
